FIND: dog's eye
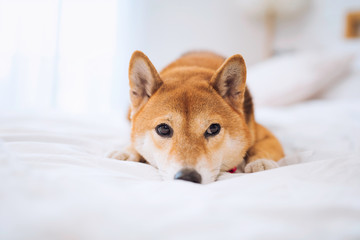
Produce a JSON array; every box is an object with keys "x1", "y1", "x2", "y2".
[
  {"x1": 155, "y1": 123, "x2": 173, "y2": 138},
  {"x1": 205, "y1": 123, "x2": 221, "y2": 138}
]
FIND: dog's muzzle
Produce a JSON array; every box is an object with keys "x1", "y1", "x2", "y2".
[{"x1": 174, "y1": 168, "x2": 202, "y2": 184}]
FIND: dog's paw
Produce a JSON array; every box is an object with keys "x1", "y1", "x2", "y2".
[
  {"x1": 106, "y1": 148, "x2": 142, "y2": 162},
  {"x1": 244, "y1": 159, "x2": 279, "y2": 173}
]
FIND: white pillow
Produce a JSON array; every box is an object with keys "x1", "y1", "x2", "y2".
[{"x1": 247, "y1": 51, "x2": 353, "y2": 107}]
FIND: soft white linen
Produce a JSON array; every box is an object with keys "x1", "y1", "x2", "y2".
[
  {"x1": 1, "y1": 98, "x2": 360, "y2": 240},
  {"x1": 247, "y1": 51, "x2": 353, "y2": 107},
  {"x1": 321, "y1": 56, "x2": 360, "y2": 100}
]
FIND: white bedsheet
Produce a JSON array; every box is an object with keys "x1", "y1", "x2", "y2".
[{"x1": 1, "y1": 99, "x2": 360, "y2": 240}]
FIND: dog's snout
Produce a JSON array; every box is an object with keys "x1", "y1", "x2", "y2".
[{"x1": 174, "y1": 168, "x2": 202, "y2": 184}]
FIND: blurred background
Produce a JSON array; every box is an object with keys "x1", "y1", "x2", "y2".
[{"x1": 0, "y1": 0, "x2": 359, "y2": 116}]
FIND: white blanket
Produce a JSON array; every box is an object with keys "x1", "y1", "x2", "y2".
[{"x1": 1, "y1": 99, "x2": 360, "y2": 240}]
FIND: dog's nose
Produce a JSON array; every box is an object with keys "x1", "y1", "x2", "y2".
[{"x1": 174, "y1": 168, "x2": 202, "y2": 184}]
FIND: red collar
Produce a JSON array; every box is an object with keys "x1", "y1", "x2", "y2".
[{"x1": 227, "y1": 167, "x2": 237, "y2": 173}]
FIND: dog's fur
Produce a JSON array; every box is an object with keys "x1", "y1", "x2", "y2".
[{"x1": 109, "y1": 51, "x2": 284, "y2": 184}]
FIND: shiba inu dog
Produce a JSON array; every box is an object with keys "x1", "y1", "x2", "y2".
[{"x1": 109, "y1": 51, "x2": 284, "y2": 184}]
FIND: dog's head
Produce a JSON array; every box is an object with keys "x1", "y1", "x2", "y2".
[{"x1": 128, "y1": 51, "x2": 251, "y2": 184}]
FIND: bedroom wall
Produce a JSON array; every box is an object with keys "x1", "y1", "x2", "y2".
[
  {"x1": 0, "y1": 0, "x2": 358, "y2": 115},
  {"x1": 273, "y1": 0, "x2": 360, "y2": 52},
  {"x1": 123, "y1": 0, "x2": 268, "y2": 69},
  {"x1": 0, "y1": 0, "x2": 267, "y2": 115}
]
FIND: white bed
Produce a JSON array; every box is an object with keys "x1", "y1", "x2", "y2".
[{"x1": 1, "y1": 53, "x2": 360, "y2": 240}]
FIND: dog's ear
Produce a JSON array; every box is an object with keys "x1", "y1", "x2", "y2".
[
  {"x1": 129, "y1": 51, "x2": 163, "y2": 115},
  {"x1": 210, "y1": 54, "x2": 247, "y2": 112}
]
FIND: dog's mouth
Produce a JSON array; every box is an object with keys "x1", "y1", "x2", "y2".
[
  {"x1": 171, "y1": 166, "x2": 224, "y2": 184},
  {"x1": 172, "y1": 166, "x2": 237, "y2": 184},
  {"x1": 174, "y1": 168, "x2": 202, "y2": 184}
]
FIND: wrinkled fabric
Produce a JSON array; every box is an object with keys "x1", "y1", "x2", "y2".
[{"x1": 1, "y1": 100, "x2": 360, "y2": 240}]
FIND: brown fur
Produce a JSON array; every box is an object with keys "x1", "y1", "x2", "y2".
[{"x1": 114, "y1": 51, "x2": 284, "y2": 183}]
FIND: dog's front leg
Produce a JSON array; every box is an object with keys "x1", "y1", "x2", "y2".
[
  {"x1": 244, "y1": 124, "x2": 284, "y2": 173},
  {"x1": 107, "y1": 145, "x2": 144, "y2": 162}
]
